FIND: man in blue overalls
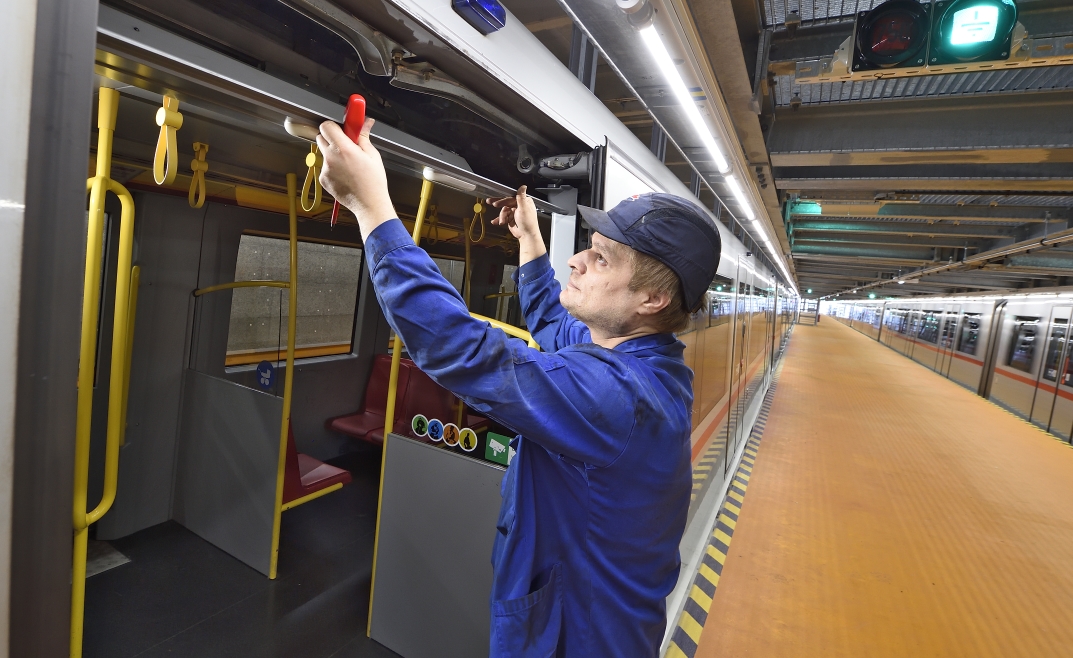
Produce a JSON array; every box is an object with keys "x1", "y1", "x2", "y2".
[{"x1": 318, "y1": 118, "x2": 720, "y2": 657}]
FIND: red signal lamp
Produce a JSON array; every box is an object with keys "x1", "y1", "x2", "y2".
[{"x1": 852, "y1": 0, "x2": 930, "y2": 71}]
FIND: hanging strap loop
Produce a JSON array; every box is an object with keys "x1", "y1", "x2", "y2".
[
  {"x1": 188, "y1": 142, "x2": 209, "y2": 208},
  {"x1": 153, "y1": 95, "x2": 183, "y2": 185},
  {"x1": 468, "y1": 199, "x2": 486, "y2": 243},
  {"x1": 300, "y1": 144, "x2": 323, "y2": 213},
  {"x1": 425, "y1": 205, "x2": 441, "y2": 244}
]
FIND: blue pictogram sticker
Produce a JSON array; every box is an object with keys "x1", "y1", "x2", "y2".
[
  {"x1": 256, "y1": 360, "x2": 275, "y2": 390},
  {"x1": 427, "y1": 418, "x2": 444, "y2": 442}
]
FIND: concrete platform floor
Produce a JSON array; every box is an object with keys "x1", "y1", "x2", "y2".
[{"x1": 696, "y1": 319, "x2": 1073, "y2": 658}]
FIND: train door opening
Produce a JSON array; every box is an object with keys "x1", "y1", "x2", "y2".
[
  {"x1": 990, "y1": 315, "x2": 1042, "y2": 416},
  {"x1": 936, "y1": 306, "x2": 962, "y2": 377},
  {"x1": 724, "y1": 259, "x2": 752, "y2": 476},
  {"x1": 1029, "y1": 308, "x2": 1073, "y2": 438}
]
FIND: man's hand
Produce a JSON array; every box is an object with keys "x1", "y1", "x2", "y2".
[
  {"x1": 318, "y1": 117, "x2": 397, "y2": 240},
  {"x1": 489, "y1": 185, "x2": 546, "y2": 266}
]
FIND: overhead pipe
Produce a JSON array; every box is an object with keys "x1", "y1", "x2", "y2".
[{"x1": 828, "y1": 226, "x2": 1073, "y2": 298}]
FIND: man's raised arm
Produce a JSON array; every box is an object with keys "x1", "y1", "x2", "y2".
[{"x1": 488, "y1": 189, "x2": 590, "y2": 352}]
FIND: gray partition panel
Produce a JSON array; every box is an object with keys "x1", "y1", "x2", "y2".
[
  {"x1": 174, "y1": 369, "x2": 282, "y2": 575},
  {"x1": 370, "y1": 434, "x2": 505, "y2": 658}
]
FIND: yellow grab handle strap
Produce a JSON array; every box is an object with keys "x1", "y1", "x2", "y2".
[
  {"x1": 468, "y1": 199, "x2": 486, "y2": 243},
  {"x1": 300, "y1": 145, "x2": 323, "y2": 213},
  {"x1": 188, "y1": 142, "x2": 209, "y2": 208},
  {"x1": 153, "y1": 95, "x2": 183, "y2": 185},
  {"x1": 425, "y1": 205, "x2": 440, "y2": 244}
]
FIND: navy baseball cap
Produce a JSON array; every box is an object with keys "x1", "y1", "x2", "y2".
[{"x1": 577, "y1": 193, "x2": 721, "y2": 312}]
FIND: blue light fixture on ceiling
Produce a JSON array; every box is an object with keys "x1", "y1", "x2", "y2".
[{"x1": 452, "y1": 0, "x2": 507, "y2": 35}]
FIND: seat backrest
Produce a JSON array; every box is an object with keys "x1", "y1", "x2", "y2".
[
  {"x1": 364, "y1": 353, "x2": 411, "y2": 423},
  {"x1": 396, "y1": 360, "x2": 458, "y2": 431}
]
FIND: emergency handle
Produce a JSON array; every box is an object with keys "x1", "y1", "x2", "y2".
[{"x1": 330, "y1": 94, "x2": 366, "y2": 227}]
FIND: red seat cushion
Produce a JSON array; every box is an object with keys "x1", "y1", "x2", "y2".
[
  {"x1": 328, "y1": 412, "x2": 385, "y2": 440},
  {"x1": 325, "y1": 354, "x2": 411, "y2": 441},
  {"x1": 296, "y1": 453, "x2": 352, "y2": 492},
  {"x1": 283, "y1": 421, "x2": 352, "y2": 505}
]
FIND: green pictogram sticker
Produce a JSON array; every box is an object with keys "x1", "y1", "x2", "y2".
[
  {"x1": 485, "y1": 432, "x2": 513, "y2": 466},
  {"x1": 412, "y1": 414, "x2": 428, "y2": 437}
]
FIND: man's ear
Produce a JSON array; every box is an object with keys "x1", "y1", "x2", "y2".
[{"x1": 636, "y1": 288, "x2": 671, "y2": 317}]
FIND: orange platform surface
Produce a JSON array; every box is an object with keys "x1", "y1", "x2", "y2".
[{"x1": 696, "y1": 319, "x2": 1073, "y2": 658}]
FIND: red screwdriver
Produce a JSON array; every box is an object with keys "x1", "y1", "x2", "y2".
[{"x1": 331, "y1": 94, "x2": 367, "y2": 227}]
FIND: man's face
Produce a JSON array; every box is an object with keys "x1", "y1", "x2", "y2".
[{"x1": 560, "y1": 232, "x2": 644, "y2": 336}]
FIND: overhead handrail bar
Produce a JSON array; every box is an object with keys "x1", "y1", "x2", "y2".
[
  {"x1": 188, "y1": 141, "x2": 209, "y2": 208},
  {"x1": 193, "y1": 280, "x2": 289, "y2": 296},
  {"x1": 153, "y1": 94, "x2": 183, "y2": 185},
  {"x1": 470, "y1": 312, "x2": 539, "y2": 349},
  {"x1": 72, "y1": 86, "x2": 139, "y2": 658}
]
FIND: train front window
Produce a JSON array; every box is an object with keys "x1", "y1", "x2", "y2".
[
  {"x1": 957, "y1": 314, "x2": 981, "y2": 355},
  {"x1": 225, "y1": 234, "x2": 363, "y2": 367},
  {"x1": 1006, "y1": 317, "x2": 1040, "y2": 374},
  {"x1": 1042, "y1": 319, "x2": 1068, "y2": 382}
]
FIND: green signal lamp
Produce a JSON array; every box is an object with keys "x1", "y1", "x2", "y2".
[
  {"x1": 807, "y1": 288, "x2": 813, "y2": 294},
  {"x1": 930, "y1": 0, "x2": 1017, "y2": 64},
  {"x1": 869, "y1": 292, "x2": 877, "y2": 299}
]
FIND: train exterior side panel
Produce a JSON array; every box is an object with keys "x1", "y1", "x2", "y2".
[{"x1": 831, "y1": 293, "x2": 1073, "y2": 444}]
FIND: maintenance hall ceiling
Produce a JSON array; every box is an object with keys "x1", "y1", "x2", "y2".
[{"x1": 527, "y1": 0, "x2": 1073, "y2": 300}]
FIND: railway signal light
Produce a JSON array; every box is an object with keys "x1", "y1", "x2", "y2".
[
  {"x1": 852, "y1": 0, "x2": 931, "y2": 71},
  {"x1": 929, "y1": 0, "x2": 1017, "y2": 64},
  {"x1": 851, "y1": 0, "x2": 1018, "y2": 72}
]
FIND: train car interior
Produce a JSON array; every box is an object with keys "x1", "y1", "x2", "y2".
[{"x1": 63, "y1": 0, "x2": 797, "y2": 656}]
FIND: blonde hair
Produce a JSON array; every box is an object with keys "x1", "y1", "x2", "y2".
[{"x1": 629, "y1": 250, "x2": 691, "y2": 334}]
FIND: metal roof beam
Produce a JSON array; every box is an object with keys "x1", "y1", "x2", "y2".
[
  {"x1": 777, "y1": 178, "x2": 1073, "y2": 192},
  {"x1": 791, "y1": 219, "x2": 1015, "y2": 238},
  {"x1": 794, "y1": 234, "x2": 993, "y2": 249},
  {"x1": 768, "y1": 92, "x2": 1073, "y2": 163}
]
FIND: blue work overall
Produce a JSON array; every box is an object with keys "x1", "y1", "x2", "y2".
[{"x1": 366, "y1": 220, "x2": 693, "y2": 657}]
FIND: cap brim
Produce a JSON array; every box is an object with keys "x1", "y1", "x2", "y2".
[{"x1": 576, "y1": 205, "x2": 630, "y2": 246}]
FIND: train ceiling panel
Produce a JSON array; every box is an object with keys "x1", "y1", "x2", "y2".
[{"x1": 95, "y1": 3, "x2": 570, "y2": 213}]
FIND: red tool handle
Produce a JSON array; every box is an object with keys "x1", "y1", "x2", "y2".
[{"x1": 331, "y1": 94, "x2": 367, "y2": 227}]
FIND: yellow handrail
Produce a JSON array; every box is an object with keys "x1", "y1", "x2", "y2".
[
  {"x1": 120, "y1": 266, "x2": 141, "y2": 446},
  {"x1": 72, "y1": 87, "x2": 139, "y2": 658},
  {"x1": 368, "y1": 177, "x2": 434, "y2": 635},
  {"x1": 470, "y1": 312, "x2": 539, "y2": 349},
  {"x1": 193, "y1": 280, "x2": 289, "y2": 296},
  {"x1": 267, "y1": 173, "x2": 299, "y2": 580}
]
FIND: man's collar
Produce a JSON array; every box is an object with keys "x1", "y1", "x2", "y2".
[{"x1": 612, "y1": 332, "x2": 679, "y2": 353}]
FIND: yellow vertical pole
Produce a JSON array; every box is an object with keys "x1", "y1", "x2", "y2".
[
  {"x1": 71, "y1": 87, "x2": 120, "y2": 658},
  {"x1": 120, "y1": 266, "x2": 141, "y2": 446},
  {"x1": 268, "y1": 173, "x2": 299, "y2": 580},
  {"x1": 72, "y1": 88, "x2": 139, "y2": 657},
  {"x1": 368, "y1": 177, "x2": 434, "y2": 635}
]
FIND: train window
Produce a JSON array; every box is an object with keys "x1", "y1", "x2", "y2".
[
  {"x1": 918, "y1": 311, "x2": 941, "y2": 343},
  {"x1": 1042, "y1": 319, "x2": 1068, "y2": 383},
  {"x1": 225, "y1": 234, "x2": 363, "y2": 367},
  {"x1": 432, "y1": 256, "x2": 465, "y2": 294},
  {"x1": 957, "y1": 314, "x2": 981, "y2": 355},
  {"x1": 939, "y1": 314, "x2": 958, "y2": 348},
  {"x1": 1006, "y1": 317, "x2": 1040, "y2": 374}
]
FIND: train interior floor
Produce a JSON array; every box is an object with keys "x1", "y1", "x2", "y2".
[
  {"x1": 83, "y1": 447, "x2": 400, "y2": 658},
  {"x1": 693, "y1": 319, "x2": 1073, "y2": 657}
]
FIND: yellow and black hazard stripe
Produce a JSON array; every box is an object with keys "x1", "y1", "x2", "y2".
[{"x1": 667, "y1": 366, "x2": 781, "y2": 658}]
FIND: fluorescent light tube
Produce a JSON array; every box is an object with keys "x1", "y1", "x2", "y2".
[
  {"x1": 639, "y1": 26, "x2": 730, "y2": 174},
  {"x1": 723, "y1": 174, "x2": 755, "y2": 220}
]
